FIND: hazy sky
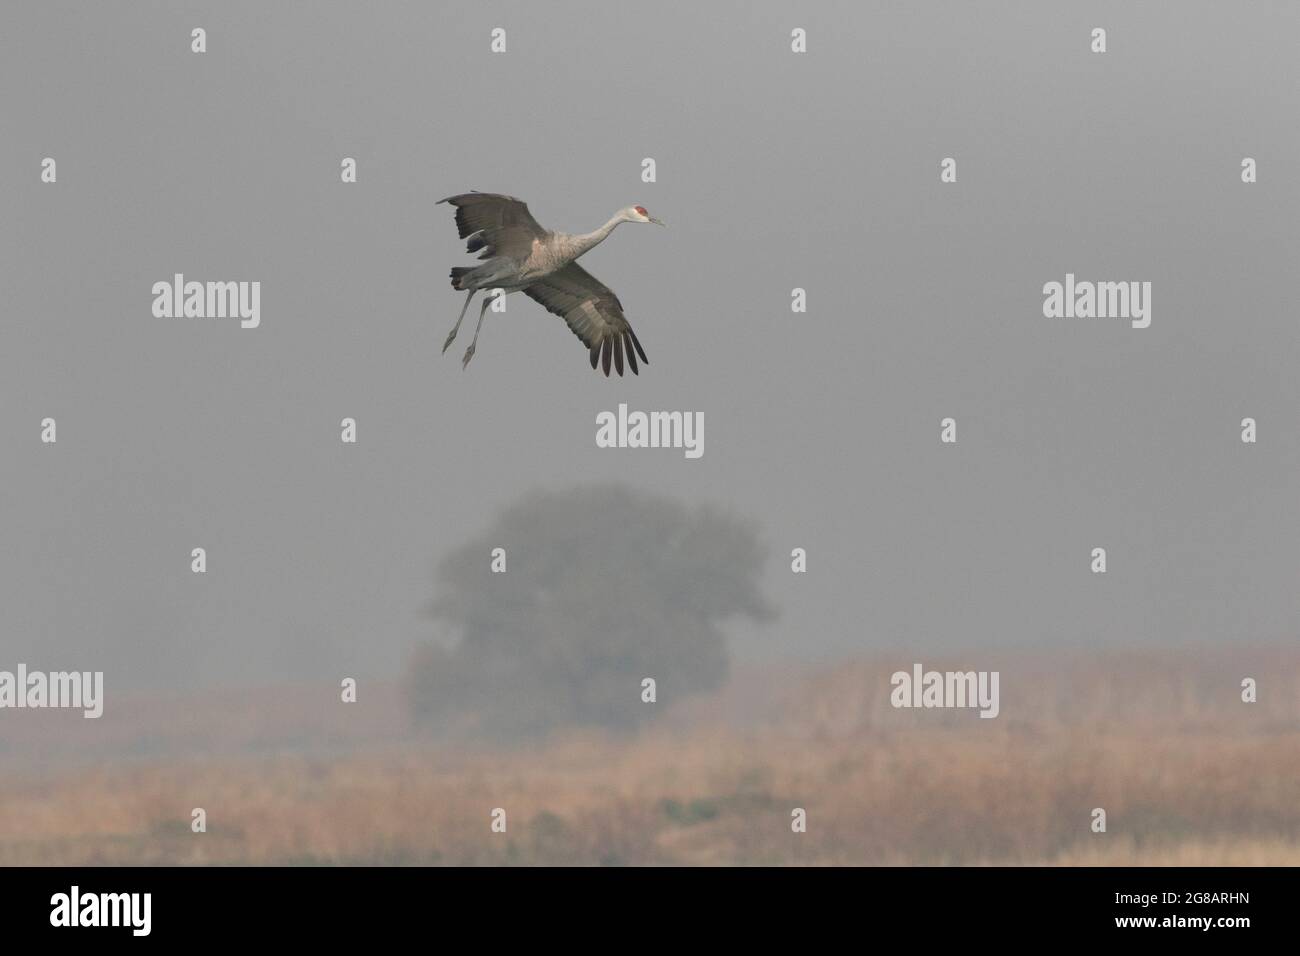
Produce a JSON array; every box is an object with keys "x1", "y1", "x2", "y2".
[{"x1": 3, "y1": 1, "x2": 1298, "y2": 692}]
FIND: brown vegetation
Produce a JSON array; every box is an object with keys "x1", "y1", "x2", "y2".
[{"x1": 2, "y1": 648, "x2": 1297, "y2": 865}]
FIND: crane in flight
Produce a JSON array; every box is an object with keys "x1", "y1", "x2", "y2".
[{"x1": 437, "y1": 192, "x2": 664, "y2": 375}]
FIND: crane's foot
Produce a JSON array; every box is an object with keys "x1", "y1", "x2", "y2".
[
  {"x1": 461, "y1": 344, "x2": 476, "y2": 369},
  {"x1": 442, "y1": 329, "x2": 458, "y2": 354}
]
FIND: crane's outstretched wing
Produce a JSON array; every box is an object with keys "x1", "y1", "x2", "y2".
[
  {"x1": 522, "y1": 262, "x2": 650, "y2": 377},
  {"x1": 437, "y1": 192, "x2": 546, "y2": 262}
]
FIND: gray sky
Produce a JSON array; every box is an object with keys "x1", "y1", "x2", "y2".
[{"x1": 3, "y1": 1, "x2": 1298, "y2": 693}]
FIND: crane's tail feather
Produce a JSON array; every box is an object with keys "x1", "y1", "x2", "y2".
[{"x1": 449, "y1": 267, "x2": 472, "y2": 290}]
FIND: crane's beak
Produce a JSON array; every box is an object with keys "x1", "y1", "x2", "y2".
[{"x1": 649, "y1": 217, "x2": 666, "y2": 227}]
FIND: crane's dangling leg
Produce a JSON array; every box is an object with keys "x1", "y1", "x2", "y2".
[
  {"x1": 443, "y1": 289, "x2": 477, "y2": 354},
  {"x1": 462, "y1": 290, "x2": 500, "y2": 369}
]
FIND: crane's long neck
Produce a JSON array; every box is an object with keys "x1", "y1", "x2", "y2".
[{"x1": 563, "y1": 214, "x2": 624, "y2": 262}]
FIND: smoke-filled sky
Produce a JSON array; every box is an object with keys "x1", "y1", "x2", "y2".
[{"x1": 3, "y1": 1, "x2": 1298, "y2": 693}]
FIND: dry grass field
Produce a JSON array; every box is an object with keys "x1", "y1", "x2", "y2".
[{"x1": 2, "y1": 648, "x2": 1298, "y2": 866}]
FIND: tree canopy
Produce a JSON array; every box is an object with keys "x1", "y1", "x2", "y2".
[{"x1": 409, "y1": 484, "x2": 773, "y2": 737}]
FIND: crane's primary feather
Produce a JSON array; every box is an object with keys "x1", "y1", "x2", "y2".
[{"x1": 521, "y1": 262, "x2": 649, "y2": 377}]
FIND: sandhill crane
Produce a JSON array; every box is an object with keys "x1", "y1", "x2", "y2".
[{"x1": 437, "y1": 192, "x2": 664, "y2": 375}]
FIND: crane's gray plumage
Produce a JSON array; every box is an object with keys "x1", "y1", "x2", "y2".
[
  {"x1": 436, "y1": 191, "x2": 663, "y2": 374},
  {"x1": 523, "y1": 262, "x2": 647, "y2": 376},
  {"x1": 445, "y1": 192, "x2": 544, "y2": 262}
]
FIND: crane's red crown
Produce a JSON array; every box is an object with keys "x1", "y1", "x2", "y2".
[{"x1": 634, "y1": 206, "x2": 648, "y2": 216}]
